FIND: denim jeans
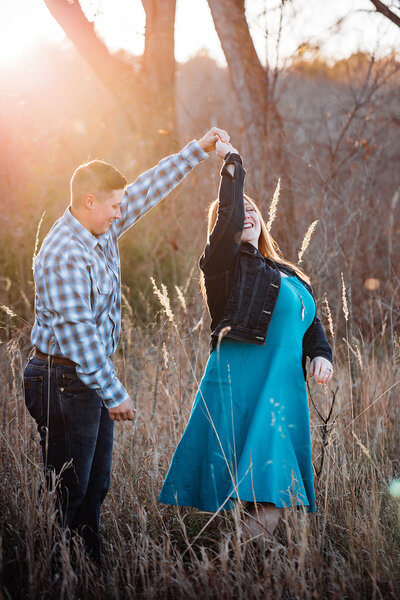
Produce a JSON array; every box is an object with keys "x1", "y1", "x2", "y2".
[{"x1": 23, "y1": 356, "x2": 114, "y2": 562}]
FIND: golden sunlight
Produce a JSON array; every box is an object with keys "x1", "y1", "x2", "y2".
[
  {"x1": 0, "y1": 24, "x2": 34, "y2": 66},
  {"x1": 0, "y1": 1, "x2": 63, "y2": 68}
]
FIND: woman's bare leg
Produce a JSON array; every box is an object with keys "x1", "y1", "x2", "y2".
[{"x1": 243, "y1": 501, "x2": 283, "y2": 538}]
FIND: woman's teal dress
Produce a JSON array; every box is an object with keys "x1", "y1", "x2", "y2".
[{"x1": 158, "y1": 273, "x2": 317, "y2": 513}]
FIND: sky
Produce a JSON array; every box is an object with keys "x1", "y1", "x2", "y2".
[{"x1": 0, "y1": 0, "x2": 398, "y2": 69}]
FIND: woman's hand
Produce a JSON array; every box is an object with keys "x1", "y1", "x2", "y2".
[
  {"x1": 309, "y1": 356, "x2": 333, "y2": 384},
  {"x1": 216, "y1": 140, "x2": 238, "y2": 160},
  {"x1": 198, "y1": 127, "x2": 230, "y2": 153}
]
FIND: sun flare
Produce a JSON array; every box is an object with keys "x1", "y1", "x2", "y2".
[
  {"x1": 0, "y1": 24, "x2": 35, "y2": 66},
  {"x1": 0, "y1": 1, "x2": 63, "y2": 68}
]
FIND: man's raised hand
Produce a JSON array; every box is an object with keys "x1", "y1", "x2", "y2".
[
  {"x1": 198, "y1": 127, "x2": 230, "y2": 153},
  {"x1": 108, "y1": 398, "x2": 136, "y2": 422}
]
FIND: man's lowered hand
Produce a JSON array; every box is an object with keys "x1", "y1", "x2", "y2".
[{"x1": 108, "y1": 398, "x2": 136, "y2": 422}]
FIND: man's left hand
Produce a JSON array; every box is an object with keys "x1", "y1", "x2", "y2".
[
  {"x1": 309, "y1": 356, "x2": 333, "y2": 384},
  {"x1": 108, "y1": 398, "x2": 136, "y2": 422},
  {"x1": 198, "y1": 127, "x2": 230, "y2": 153}
]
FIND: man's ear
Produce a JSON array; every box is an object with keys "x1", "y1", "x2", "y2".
[{"x1": 83, "y1": 193, "x2": 96, "y2": 210}]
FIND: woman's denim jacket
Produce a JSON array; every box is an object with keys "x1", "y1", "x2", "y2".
[{"x1": 198, "y1": 152, "x2": 333, "y2": 382}]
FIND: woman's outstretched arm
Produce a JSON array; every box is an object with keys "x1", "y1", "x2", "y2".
[{"x1": 199, "y1": 142, "x2": 246, "y2": 276}]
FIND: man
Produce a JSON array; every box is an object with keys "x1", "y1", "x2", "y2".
[{"x1": 23, "y1": 127, "x2": 229, "y2": 562}]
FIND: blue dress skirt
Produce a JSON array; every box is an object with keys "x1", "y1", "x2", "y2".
[{"x1": 158, "y1": 274, "x2": 317, "y2": 513}]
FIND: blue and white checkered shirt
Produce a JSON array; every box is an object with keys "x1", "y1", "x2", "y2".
[{"x1": 31, "y1": 139, "x2": 208, "y2": 408}]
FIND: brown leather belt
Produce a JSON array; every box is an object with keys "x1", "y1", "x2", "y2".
[{"x1": 34, "y1": 348, "x2": 77, "y2": 367}]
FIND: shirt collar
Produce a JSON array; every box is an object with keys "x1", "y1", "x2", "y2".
[
  {"x1": 96, "y1": 231, "x2": 110, "y2": 250},
  {"x1": 63, "y1": 206, "x2": 100, "y2": 252}
]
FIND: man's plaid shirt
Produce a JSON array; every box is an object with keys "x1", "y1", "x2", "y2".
[{"x1": 31, "y1": 140, "x2": 208, "y2": 408}]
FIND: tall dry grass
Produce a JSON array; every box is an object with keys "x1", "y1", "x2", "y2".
[
  {"x1": 1, "y1": 269, "x2": 400, "y2": 600},
  {"x1": 0, "y1": 46, "x2": 398, "y2": 598}
]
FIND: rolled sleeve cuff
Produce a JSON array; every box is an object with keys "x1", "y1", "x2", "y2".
[
  {"x1": 97, "y1": 377, "x2": 130, "y2": 409},
  {"x1": 223, "y1": 152, "x2": 243, "y2": 166},
  {"x1": 181, "y1": 139, "x2": 209, "y2": 167},
  {"x1": 220, "y1": 154, "x2": 245, "y2": 180}
]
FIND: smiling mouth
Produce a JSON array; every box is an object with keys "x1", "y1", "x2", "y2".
[{"x1": 244, "y1": 223, "x2": 253, "y2": 230}]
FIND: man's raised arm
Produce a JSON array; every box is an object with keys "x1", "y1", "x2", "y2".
[{"x1": 113, "y1": 128, "x2": 229, "y2": 238}]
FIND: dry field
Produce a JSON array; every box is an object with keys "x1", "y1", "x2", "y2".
[{"x1": 1, "y1": 274, "x2": 399, "y2": 600}]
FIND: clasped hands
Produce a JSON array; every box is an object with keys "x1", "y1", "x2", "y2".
[{"x1": 198, "y1": 127, "x2": 238, "y2": 158}]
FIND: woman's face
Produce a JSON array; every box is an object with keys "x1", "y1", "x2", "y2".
[{"x1": 242, "y1": 199, "x2": 261, "y2": 247}]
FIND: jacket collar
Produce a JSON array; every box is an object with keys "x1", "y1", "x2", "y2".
[
  {"x1": 240, "y1": 243, "x2": 295, "y2": 275},
  {"x1": 240, "y1": 241, "x2": 262, "y2": 257}
]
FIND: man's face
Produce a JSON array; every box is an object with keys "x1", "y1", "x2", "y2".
[{"x1": 88, "y1": 189, "x2": 125, "y2": 235}]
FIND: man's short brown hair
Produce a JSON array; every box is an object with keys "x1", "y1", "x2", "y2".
[{"x1": 70, "y1": 160, "x2": 127, "y2": 207}]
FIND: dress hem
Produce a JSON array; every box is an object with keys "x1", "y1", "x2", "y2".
[{"x1": 158, "y1": 495, "x2": 316, "y2": 514}]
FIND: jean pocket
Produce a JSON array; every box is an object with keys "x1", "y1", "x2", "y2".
[
  {"x1": 61, "y1": 373, "x2": 88, "y2": 394},
  {"x1": 24, "y1": 376, "x2": 44, "y2": 423}
]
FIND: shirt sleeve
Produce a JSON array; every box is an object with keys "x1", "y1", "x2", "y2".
[
  {"x1": 113, "y1": 139, "x2": 208, "y2": 239},
  {"x1": 42, "y1": 259, "x2": 129, "y2": 408}
]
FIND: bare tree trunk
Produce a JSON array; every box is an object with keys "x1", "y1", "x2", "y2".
[
  {"x1": 206, "y1": 0, "x2": 267, "y2": 195},
  {"x1": 142, "y1": 0, "x2": 178, "y2": 154},
  {"x1": 43, "y1": 0, "x2": 177, "y2": 161},
  {"x1": 207, "y1": 0, "x2": 297, "y2": 251}
]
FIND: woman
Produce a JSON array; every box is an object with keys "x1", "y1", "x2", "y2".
[{"x1": 158, "y1": 141, "x2": 334, "y2": 538}]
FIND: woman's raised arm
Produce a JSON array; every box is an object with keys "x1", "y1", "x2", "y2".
[{"x1": 199, "y1": 142, "x2": 246, "y2": 276}]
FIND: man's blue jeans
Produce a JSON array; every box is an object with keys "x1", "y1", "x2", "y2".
[{"x1": 23, "y1": 356, "x2": 114, "y2": 562}]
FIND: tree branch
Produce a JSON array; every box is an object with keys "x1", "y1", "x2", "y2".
[
  {"x1": 369, "y1": 0, "x2": 400, "y2": 27},
  {"x1": 43, "y1": 0, "x2": 138, "y2": 102},
  {"x1": 43, "y1": 0, "x2": 178, "y2": 152}
]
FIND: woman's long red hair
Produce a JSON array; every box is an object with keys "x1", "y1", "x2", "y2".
[{"x1": 200, "y1": 192, "x2": 311, "y2": 303}]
